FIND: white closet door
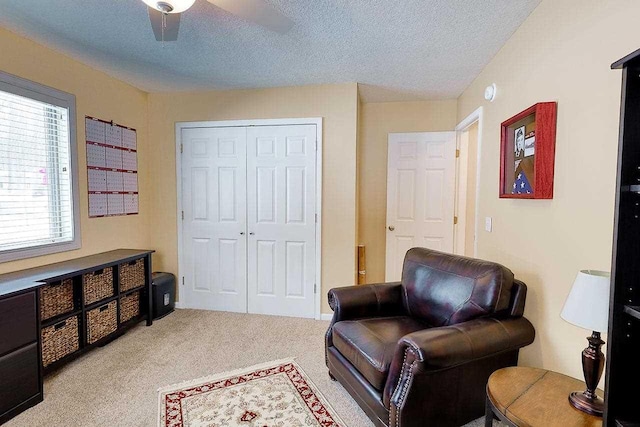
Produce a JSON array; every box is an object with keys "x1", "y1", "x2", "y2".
[
  {"x1": 246, "y1": 125, "x2": 316, "y2": 318},
  {"x1": 181, "y1": 127, "x2": 247, "y2": 312}
]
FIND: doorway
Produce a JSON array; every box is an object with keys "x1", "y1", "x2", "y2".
[
  {"x1": 454, "y1": 107, "x2": 483, "y2": 257},
  {"x1": 176, "y1": 119, "x2": 322, "y2": 319}
]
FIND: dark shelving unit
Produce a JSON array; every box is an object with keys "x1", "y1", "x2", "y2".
[
  {"x1": 622, "y1": 305, "x2": 640, "y2": 321},
  {"x1": 40, "y1": 309, "x2": 83, "y2": 329},
  {"x1": 121, "y1": 284, "x2": 145, "y2": 297},
  {"x1": 0, "y1": 249, "x2": 154, "y2": 424},
  {"x1": 606, "y1": 49, "x2": 640, "y2": 427}
]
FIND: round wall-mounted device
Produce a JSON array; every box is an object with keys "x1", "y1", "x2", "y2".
[{"x1": 484, "y1": 83, "x2": 497, "y2": 102}]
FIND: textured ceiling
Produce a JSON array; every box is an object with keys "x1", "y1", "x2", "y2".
[{"x1": 0, "y1": 0, "x2": 540, "y2": 102}]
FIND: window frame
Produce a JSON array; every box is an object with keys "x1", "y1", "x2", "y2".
[{"x1": 0, "y1": 70, "x2": 80, "y2": 263}]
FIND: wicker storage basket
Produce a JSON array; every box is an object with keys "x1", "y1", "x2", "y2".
[
  {"x1": 86, "y1": 301, "x2": 117, "y2": 344},
  {"x1": 119, "y1": 258, "x2": 145, "y2": 292},
  {"x1": 83, "y1": 268, "x2": 114, "y2": 305},
  {"x1": 119, "y1": 291, "x2": 140, "y2": 324},
  {"x1": 41, "y1": 315, "x2": 80, "y2": 367},
  {"x1": 40, "y1": 278, "x2": 74, "y2": 321}
]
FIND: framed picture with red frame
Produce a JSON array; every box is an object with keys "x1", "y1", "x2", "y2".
[{"x1": 500, "y1": 102, "x2": 557, "y2": 199}]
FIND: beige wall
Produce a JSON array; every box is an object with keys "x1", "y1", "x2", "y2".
[
  {"x1": 147, "y1": 84, "x2": 359, "y2": 313},
  {"x1": 357, "y1": 100, "x2": 458, "y2": 283},
  {"x1": 0, "y1": 27, "x2": 151, "y2": 275},
  {"x1": 457, "y1": 0, "x2": 639, "y2": 382}
]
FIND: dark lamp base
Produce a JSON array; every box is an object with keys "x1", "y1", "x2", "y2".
[{"x1": 569, "y1": 391, "x2": 604, "y2": 417}]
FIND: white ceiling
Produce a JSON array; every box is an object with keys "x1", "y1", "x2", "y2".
[{"x1": 0, "y1": 0, "x2": 540, "y2": 102}]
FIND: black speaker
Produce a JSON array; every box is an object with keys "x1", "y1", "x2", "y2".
[{"x1": 151, "y1": 272, "x2": 175, "y2": 320}]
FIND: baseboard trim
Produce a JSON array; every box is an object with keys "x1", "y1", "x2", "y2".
[{"x1": 172, "y1": 303, "x2": 328, "y2": 319}]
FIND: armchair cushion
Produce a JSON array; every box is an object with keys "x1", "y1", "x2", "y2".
[
  {"x1": 402, "y1": 248, "x2": 515, "y2": 326},
  {"x1": 333, "y1": 316, "x2": 428, "y2": 390}
]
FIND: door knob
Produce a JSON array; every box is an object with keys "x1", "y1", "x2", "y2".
[
  {"x1": 249, "y1": 232, "x2": 255, "y2": 235},
  {"x1": 388, "y1": 226, "x2": 395, "y2": 231},
  {"x1": 240, "y1": 232, "x2": 245, "y2": 235}
]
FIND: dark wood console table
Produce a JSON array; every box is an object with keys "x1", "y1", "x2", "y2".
[{"x1": 0, "y1": 249, "x2": 154, "y2": 424}]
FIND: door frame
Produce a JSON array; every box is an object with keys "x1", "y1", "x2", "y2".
[
  {"x1": 454, "y1": 107, "x2": 483, "y2": 257},
  {"x1": 175, "y1": 118, "x2": 323, "y2": 320}
]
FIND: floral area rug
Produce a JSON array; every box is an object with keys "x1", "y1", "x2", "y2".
[{"x1": 158, "y1": 358, "x2": 345, "y2": 427}]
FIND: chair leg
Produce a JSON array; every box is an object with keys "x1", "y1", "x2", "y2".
[{"x1": 329, "y1": 371, "x2": 337, "y2": 381}]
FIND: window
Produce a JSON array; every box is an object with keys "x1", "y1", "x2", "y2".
[{"x1": 0, "y1": 71, "x2": 79, "y2": 262}]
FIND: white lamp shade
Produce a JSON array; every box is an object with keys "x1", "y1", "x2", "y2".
[
  {"x1": 142, "y1": 0, "x2": 196, "y2": 13},
  {"x1": 561, "y1": 270, "x2": 611, "y2": 333}
]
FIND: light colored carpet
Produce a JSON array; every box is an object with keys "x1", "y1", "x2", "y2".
[{"x1": 7, "y1": 309, "x2": 494, "y2": 427}]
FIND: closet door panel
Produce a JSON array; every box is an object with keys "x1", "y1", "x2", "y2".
[
  {"x1": 181, "y1": 127, "x2": 247, "y2": 312},
  {"x1": 246, "y1": 125, "x2": 317, "y2": 318}
]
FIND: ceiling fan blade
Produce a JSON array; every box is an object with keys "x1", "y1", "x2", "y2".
[
  {"x1": 148, "y1": 7, "x2": 181, "y2": 41},
  {"x1": 206, "y1": 0, "x2": 294, "y2": 34}
]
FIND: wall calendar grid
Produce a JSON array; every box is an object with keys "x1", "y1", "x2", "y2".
[{"x1": 85, "y1": 116, "x2": 138, "y2": 217}]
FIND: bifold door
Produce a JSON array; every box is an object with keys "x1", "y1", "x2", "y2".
[
  {"x1": 181, "y1": 127, "x2": 248, "y2": 312},
  {"x1": 181, "y1": 125, "x2": 317, "y2": 318}
]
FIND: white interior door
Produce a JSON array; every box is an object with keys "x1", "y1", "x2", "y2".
[
  {"x1": 385, "y1": 132, "x2": 456, "y2": 282},
  {"x1": 181, "y1": 127, "x2": 248, "y2": 312},
  {"x1": 246, "y1": 125, "x2": 316, "y2": 318}
]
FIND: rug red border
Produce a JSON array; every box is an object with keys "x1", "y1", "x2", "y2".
[{"x1": 161, "y1": 362, "x2": 341, "y2": 427}]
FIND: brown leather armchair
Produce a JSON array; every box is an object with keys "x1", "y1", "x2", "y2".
[{"x1": 325, "y1": 248, "x2": 535, "y2": 427}]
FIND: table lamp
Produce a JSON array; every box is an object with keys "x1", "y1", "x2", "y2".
[{"x1": 560, "y1": 270, "x2": 611, "y2": 416}]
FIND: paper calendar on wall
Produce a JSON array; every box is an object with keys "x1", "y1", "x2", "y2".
[{"x1": 86, "y1": 117, "x2": 139, "y2": 217}]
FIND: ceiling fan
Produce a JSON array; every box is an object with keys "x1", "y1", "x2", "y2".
[{"x1": 142, "y1": 0, "x2": 294, "y2": 42}]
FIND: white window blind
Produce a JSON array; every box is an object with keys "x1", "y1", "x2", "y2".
[{"x1": 0, "y1": 71, "x2": 79, "y2": 262}]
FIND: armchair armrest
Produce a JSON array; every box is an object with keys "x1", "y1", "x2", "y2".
[
  {"x1": 400, "y1": 316, "x2": 535, "y2": 369},
  {"x1": 325, "y1": 282, "x2": 405, "y2": 367},
  {"x1": 383, "y1": 316, "x2": 535, "y2": 409},
  {"x1": 327, "y1": 282, "x2": 405, "y2": 323}
]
